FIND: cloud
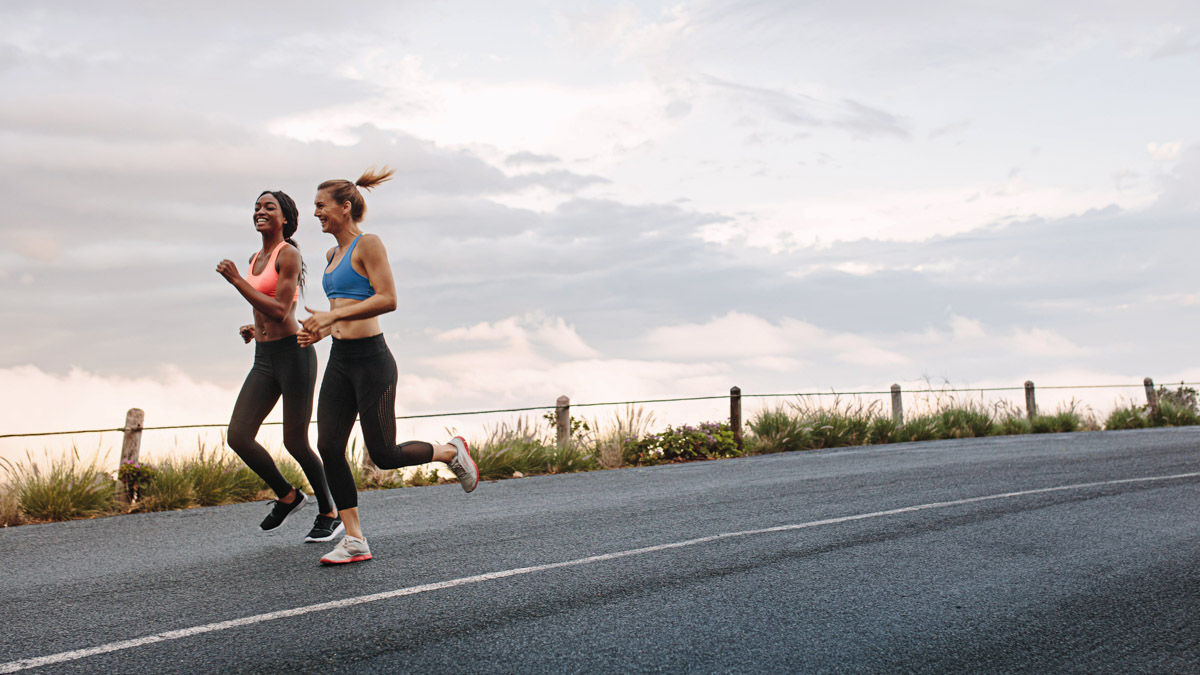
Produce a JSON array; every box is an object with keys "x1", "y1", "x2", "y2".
[
  {"x1": 505, "y1": 151, "x2": 561, "y2": 167},
  {"x1": 509, "y1": 169, "x2": 611, "y2": 193},
  {"x1": 697, "y1": 75, "x2": 910, "y2": 139},
  {"x1": 6, "y1": 232, "x2": 60, "y2": 263},
  {"x1": 3, "y1": 0, "x2": 1200, "y2": 461},
  {"x1": 1147, "y1": 141, "x2": 1182, "y2": 161},
  {"x1": 929, "y1": 120, "x2": 972, "y2": 140},
  {"x1": 436, "y1": 313, "x2": 598, "y2": 359}
]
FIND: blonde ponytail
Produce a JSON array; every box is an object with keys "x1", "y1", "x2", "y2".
[
  {"x1": 355, "y1": 165, "x2": 395, "y2": 191},
  {"x1": 319, "y1": 165, "x2": 395, "y2": 223}
]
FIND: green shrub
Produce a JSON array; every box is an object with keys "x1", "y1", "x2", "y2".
[
  {"x1": 178, "y1": 443, "x2": 265, "y2": 506},
  {"x1": 897, "y1": 415, "x2": 939, "y2": 443},
  {"x1": 747, "y1": 407, "x2": 806, "y2": 454},
  {"x1": 546, "y1": 443, "x2": 599, "y2": 474},
  {"x1": 473, "y1": 418, "x2": 556, "y2": 479},
  {"x1": 1105, "y1": 405, "x2": 1148, "y2": 430},
  {"x1": 1031, "y1": 411, "x2": 1081, "y2": 434},
  {"x1": 995, "y1": 415, "x2": 1032, "y2": 436},
  {"x1": 1, "y1": 450, "x2": 119, "y2": 522},
  {"x1": 935, "y1": 408, "x2": 994, "y2": 439},
  {"x1": 624, "y1": 422, "x2": 738, "y2": 466},
  {"x1": 867, "y1": 417, "x2": 901, "y2": 445},
  {"x1": 475, "y1": 437, "x2": 551, "y2": 479},
  {"x1": 1158, "y1": 400, "x2": 1200, "y2": 427},
  {"x1": 137, "y1": 463, "x2": 196, "y2": 511},
  {"x1": 1103, "y1": 399, "x2": 1200, "y2": 429},
  {"x1": 1157, "y1": 383, "x2": 1199, "y2": 413},
  {"x1": 800, "y1": 411, "x2": 871, "y2": 449},
  {"x1": 117, "y1": 460, "x2": 155, "y2": 502}
]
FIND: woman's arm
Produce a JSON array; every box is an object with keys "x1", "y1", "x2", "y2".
[{"x1": 215, "y1": 246, "x2": 301, "y2": 322}]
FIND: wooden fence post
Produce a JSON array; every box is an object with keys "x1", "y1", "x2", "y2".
[
  {"x1": 890, "y1": 384, "x2": 904, "y2": 424},
  {"x1": 556, "y1": 395, "x2": 570, "y2": 451},
  {"x1": 120, "y1": 408, "x2": 144, "y2": 465},
  {"x1": 1144, "y1": 377, "x2": 1159, "y2": 419},
  {"x1": 1024, "y1": 381, "x2": 1037, "y2": 421},
  {"x1": 118, "y1": 408, "x2": 144, "y2": 503},
  {"x1": 730, "y1": 386, "x2": 743, "y2": 453}
]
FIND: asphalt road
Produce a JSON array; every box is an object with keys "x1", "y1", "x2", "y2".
[{"x1": 1, "y1": 427, "x2": 1197, "y2": 673}]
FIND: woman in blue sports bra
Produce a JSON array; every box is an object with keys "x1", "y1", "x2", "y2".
[{"x1": 298, "y1": 166, "x2": 479, "y2": 566}]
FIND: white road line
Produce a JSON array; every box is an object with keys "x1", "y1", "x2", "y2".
[{"x1": 3, "y1": 471, "x2": 1197, "y2": 673}]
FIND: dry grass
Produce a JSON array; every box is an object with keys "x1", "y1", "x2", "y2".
[{"x1": 583, "y1": 405, "x2": 657, "y2": 469}]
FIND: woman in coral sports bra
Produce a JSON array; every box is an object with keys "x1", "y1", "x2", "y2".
[
  {"x1": 298, "y1": 167, "x2": 478, "y2": 566},
  {"x1": 216, "y1": 190, "x2": 342, "y2": 543}
]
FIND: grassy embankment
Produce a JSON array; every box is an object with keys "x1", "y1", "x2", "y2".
[{"x1": 3, "y1": 385, "x2": 1197, "y2": 528}]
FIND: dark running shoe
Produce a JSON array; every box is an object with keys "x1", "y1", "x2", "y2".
[
  {"x1": 259, "y1": 491, "x2": 309, "y2": 532},
  {"x1": 304, "y1": 515, "x2": 345, "y2": 543}
]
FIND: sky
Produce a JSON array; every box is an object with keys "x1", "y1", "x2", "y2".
[{"x1": 2, "y1": 1, "x2": 1199, "y2": 463}]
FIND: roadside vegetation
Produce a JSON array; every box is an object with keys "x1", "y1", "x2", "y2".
[{"x1": 3, "y1": 385, "x2": 1197, "y2": 528}]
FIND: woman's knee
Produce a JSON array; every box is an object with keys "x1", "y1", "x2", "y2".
[
  {"x1": 317, "y1": 441, "x2": 347, "y2": 465},
  {"x1": 282, "y1": 431, "x2": 315, "y2": 459},
  {"x1": 226, "y1": 423, "x2": 257, "y2": 454}
]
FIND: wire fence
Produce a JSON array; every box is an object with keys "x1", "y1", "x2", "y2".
[{"x1": 3, "y1": 380, "x2": 1195, "y2": 441}]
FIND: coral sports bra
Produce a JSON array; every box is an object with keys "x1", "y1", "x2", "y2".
[
  {"x1": 322, "y1": 234, "x2": 375, "y2": 300},
  {"x1": 244, "y1": 241, "x2": 299, "y2": 302}
]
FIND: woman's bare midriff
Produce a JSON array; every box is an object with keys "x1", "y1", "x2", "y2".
[
  {"x1": 254, "y1": 304, "x2": 300, "y2": 342},
  {"x1": 329, "y1": 297, "x2": 382, "y2": 339}
]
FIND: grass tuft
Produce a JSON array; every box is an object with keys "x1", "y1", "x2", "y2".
[
  {"x1": 584, "y1": 405, "x2": 656, "y2": 469},
  {"x1": 1, "y1": 448, "x2": 119, "y2": 522},
  {"x1": 473, "y1": 417, "x2": 555, "y2": 479},
  {"x1": 136, "y1": 462, "x2": 197, "y2": 512}
]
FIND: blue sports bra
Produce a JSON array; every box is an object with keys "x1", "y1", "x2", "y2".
[{"x1": 322, "y1": 234, "x2": 375, "y2": 300}]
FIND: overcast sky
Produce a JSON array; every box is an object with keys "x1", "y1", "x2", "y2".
[{"x1": 2, "y1": 1, "x2": 1198, "y2": 459}]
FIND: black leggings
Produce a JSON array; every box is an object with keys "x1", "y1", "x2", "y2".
[
  {"x1": 317, "y1": 334, "x2": 434, "y2": 509},
  {"x1": 228, "y1": 335, "x2": 334, "y2": 514}
]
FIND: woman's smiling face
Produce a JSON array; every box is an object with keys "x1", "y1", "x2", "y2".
[
  {"x1": 313, "y1": 188, "x2": 350, "y2": 232},
  {"x1": 253, "y1": 193, "x2": 284, "y2": 234}
]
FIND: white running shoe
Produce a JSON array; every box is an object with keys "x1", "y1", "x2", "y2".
[
  {"x1": 447, "y1": 436, "x2": 479, "y2": 493},
  {"x1": 319, "y1": 535, "x2": 372, "y2": 565}
]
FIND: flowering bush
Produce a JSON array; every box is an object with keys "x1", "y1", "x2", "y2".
[
  {"x1": 623, "y1": 422, "x2": 739, "y2": 466},
  {"x1": 117, "y1": 460, "x2": 155, "y2": 502}
]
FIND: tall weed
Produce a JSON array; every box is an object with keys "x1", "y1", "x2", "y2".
[
  {"x1": 585, "y1": 405, "x2": 655, "y2": 468},
  {"x1": 1157, "y1": 400, "x2": 1200, "y2": 427},
  {"x1": 747, "y1": 406, "x2": 806, "y2": 454},
  {"x1": 178, "y1": 440, "x2": 265, "y2": 506},
  {"x1": 1, "y1": 449, "x2": 119, "y2": 522},
  {"x1": 473, "y1": 417, "x2": 556, "y2": 479},
  {"x1": 137, "y1": 462, "x2": 196, "y2": 512}
]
